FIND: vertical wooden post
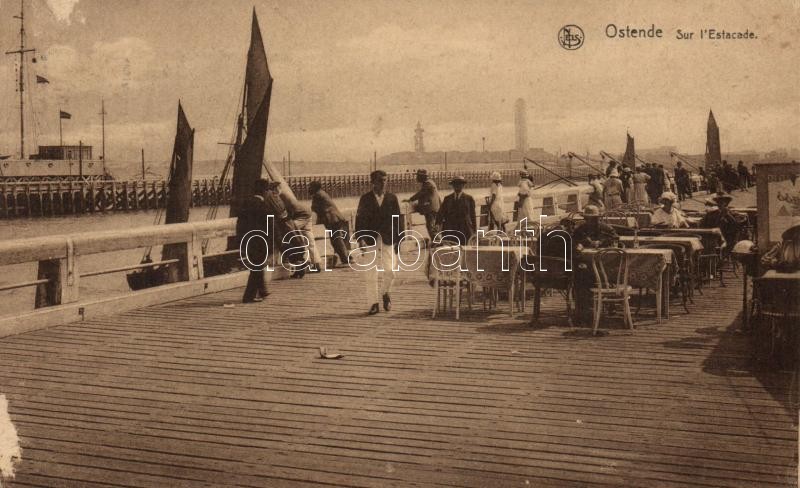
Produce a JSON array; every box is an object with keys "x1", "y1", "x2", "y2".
[
  {"x1": 88, "y1": 182, "x2": 95, "y2": 213},
  {"x1": 110, "y1": 181, "x2": 117, "y2": 212},
  {"x1": 35, "y1": 238, "x2": 79, "y2": 308},
  {"x1": 0, "y1": 184, "x2": 6, "y2": 219},
  {"x1": 189, "y1": 229, "x2": 204, "y2": 281},
  {"x1": 25, "y1": 183, "x2": 31, "y2": 217}
]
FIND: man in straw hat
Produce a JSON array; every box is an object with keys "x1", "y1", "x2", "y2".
[
  {"x1": 572, "y1": 204, "x2": 619, "y2": 326},
  {"x1": 651, "y1": 192, "x2": 689, "y2": 229},
  {"x1": 404, "y1": 168, "x2": 441, "y2": 240},
  {"x1": 355, "y1": 170, "x2": 402, "y2": 315},
  {"x1": 437, "y1": 175, "x2": 477, "y2": 245}
]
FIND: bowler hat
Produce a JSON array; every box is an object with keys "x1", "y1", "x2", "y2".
[{"x1": 450, "y1": 175, "x2": 467, "y2": 185}]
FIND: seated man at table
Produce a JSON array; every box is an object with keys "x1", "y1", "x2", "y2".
[
  {"x1": 573, "y1": 205, "x2": 619, "y2": 326},
  {"x1": 700, "y1": 193, "x2": 746, "y2": 253},
  {"x1": 761, "y1": 223, "x2": 800, "y2": 272},
  {"x1": 651, "y1": 192, "x2": 689, "y2": 229}
]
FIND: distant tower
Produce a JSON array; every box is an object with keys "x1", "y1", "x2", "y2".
[
  {"x1": 705, "y1": 110, "x2": 722, "y2": 171},
  {"x1": 514, "y1": 99, "x2": 527, "y2": 155},
  {"x1": 414, "y1": 121, "x2": 425, "y2": 153}
]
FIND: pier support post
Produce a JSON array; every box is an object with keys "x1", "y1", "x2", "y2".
[
  {"x1": 189, "y1": 230, "x2": 204, "y2": 280},
  {"x1": 34, "y1": 238, "x2": 79, "y2": 308}
]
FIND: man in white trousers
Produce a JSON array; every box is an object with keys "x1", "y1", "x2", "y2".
[{"x1": 355, "y1": 170, "x2": 402, "y2": 315}]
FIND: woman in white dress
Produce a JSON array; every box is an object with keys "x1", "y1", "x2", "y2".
[
  {"x1": 632, "y1": 167, "x2": 651, "y2": 205},
  {"x1": 516, "y1": 170, "x2": 536, "y2": 230},
  {"x1": 487, "y1": 171, "x2": 508, "y2": 230}
]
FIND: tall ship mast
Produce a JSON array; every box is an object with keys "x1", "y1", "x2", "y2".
[{"x1": 1, "y1": 0, "x2": 107, "y2": 182}]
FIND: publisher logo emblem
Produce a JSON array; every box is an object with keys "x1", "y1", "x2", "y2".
[{"x1": 558, "y1": 25, "x2": 584, "y2": 50}]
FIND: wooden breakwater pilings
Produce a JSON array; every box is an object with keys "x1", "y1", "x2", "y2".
[{"x1": 1, "y1": 166, "x2": 591, "y2": 219}]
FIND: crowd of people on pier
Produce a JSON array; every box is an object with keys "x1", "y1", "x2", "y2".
[{"x1": 236, "y1": 158, "x2": 761, "y2": 318}]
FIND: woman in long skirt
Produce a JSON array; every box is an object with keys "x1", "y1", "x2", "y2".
[
  {"x1": 487, "y1": 171, "x2": 508, "y2": 231},
  {"x1": 603, "y1": 170, "x2": 624, "y2": 209},
  {"x1": 632, "y1": 167, "x2": 650, "y2": 205}
]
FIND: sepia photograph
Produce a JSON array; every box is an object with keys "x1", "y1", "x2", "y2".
[{"x1": 0, "y1": 0, "x2": 798, "y2": 486}]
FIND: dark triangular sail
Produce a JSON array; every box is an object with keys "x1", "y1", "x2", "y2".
[
  {"x1": 705, "y1": 110, "x2": 721, "y2": 171},
  {"x1": 127, "y1": 102, "x2": 194, "y2": 290},
  {"x1": 621, "y1": 132, "x2": 635, "y2": 169},
  {"x1": 163, "y1": 102, "x2": 194, "y2": 226},
  {"x1": 244, "y1": 10, "x2": 271, "y2": 130},
  {"x1": 229, "y1": 9, "x2": 273, "y2": 219},
  {"x1": 161, "y1": 102, "x2": 195, "y2": 282}
]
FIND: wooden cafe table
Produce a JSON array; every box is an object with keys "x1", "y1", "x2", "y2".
[
  {"x1": 462, "y1": 245, "x2": 531, "y2": 317},
  {"x1": 581, "y1": 247, "x2": 674, "y2": 322},
  {"x1": 752, "y1": 270, "x2": 800, "y2": 370}
]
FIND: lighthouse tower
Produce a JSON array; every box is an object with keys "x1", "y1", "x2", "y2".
[{"x1": 414, "y1": 121, "x2": 425, "y2": 153}]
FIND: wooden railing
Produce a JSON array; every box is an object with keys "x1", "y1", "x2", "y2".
[{"x1": 0, "y1": 219, "x2": 237, "y2": 307}]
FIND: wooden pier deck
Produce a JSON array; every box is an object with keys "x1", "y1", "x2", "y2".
[{"x1": 1, "y1": 263, "x2": 797, "y2": 487}]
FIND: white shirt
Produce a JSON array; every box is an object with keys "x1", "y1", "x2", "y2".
[
  {"x1": 373, "y1": 191, "x2": 384, "y2": 207},
  {"x1": 518, "y1": 179, "x2": 532, "y2": 196},
  {"x1": 651, "y1": 207, "x2": 688, "y2": 228}
]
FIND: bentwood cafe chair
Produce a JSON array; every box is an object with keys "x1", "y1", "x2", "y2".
[{"x1": 590, "y1": 248, "x2": 635, "y2": 335}]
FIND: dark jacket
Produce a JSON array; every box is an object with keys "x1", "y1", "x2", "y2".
[
  {"x1": 355, "y1": 191, "x2": 402, "y2": 247},
  {"x1": 572, "y1": 221, "x2": 618, "y2": 250},
  {"x1": 278, "y1": 193, "x2": 313, "y2": 220},
  {"x1": 408, "y1": 179, "x2": 441, "y2": 215},
  {"x1": 436, "y1": 192, "x2": 477, "y2": 244},
  {"x1": 236, "y1": 195, "x2": 271, "y2": 263},
  {"x1": 701, "y1": 208, "x2": 744, "y2": 245},
  {"x1": 311, "y1": 190, "x2": 346, "y2": 227}
]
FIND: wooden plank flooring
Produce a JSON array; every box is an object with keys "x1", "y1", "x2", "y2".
[{"x1": 0, "y1": 255, "x2": 796, "y2": 487}]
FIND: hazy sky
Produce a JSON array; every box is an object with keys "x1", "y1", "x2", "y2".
[{"x1": 0, "y1": 0, "x2": 797, "y2": 164}]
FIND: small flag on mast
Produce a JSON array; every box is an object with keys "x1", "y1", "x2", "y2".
[
  {"x1": 59, "y1": 110, "x2": 72, "y2": 119},
  {"x1": 36, "y1": 75, "x2": 50, "y2": 84}
]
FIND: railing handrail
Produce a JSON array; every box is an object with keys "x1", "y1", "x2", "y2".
[{"x1": 0, "y1": 218, "x2": 237, "y2": 267}]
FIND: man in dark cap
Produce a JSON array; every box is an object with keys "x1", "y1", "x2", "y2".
[
  {"x1": 310, "y1": 181, "x2": 351, "y2": 267},
  {"x1": 674, "y1": 161, "x2": 690, "y2": 201},
  {"x1": 436, "y1": 176, "x2": 477, "y2": 245},
  {"x1": 237, "y1": 179, "x2": 280, "y2": 303},
  {"x1": 404, "y1": 168, "x2": 441, "y2": 241},
  {"x1": 355, "y1": 170, "x2": 402, "y2": 315},
  {"x1": 737, "y1": 161, "x2": 750, "y2": 192}
]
